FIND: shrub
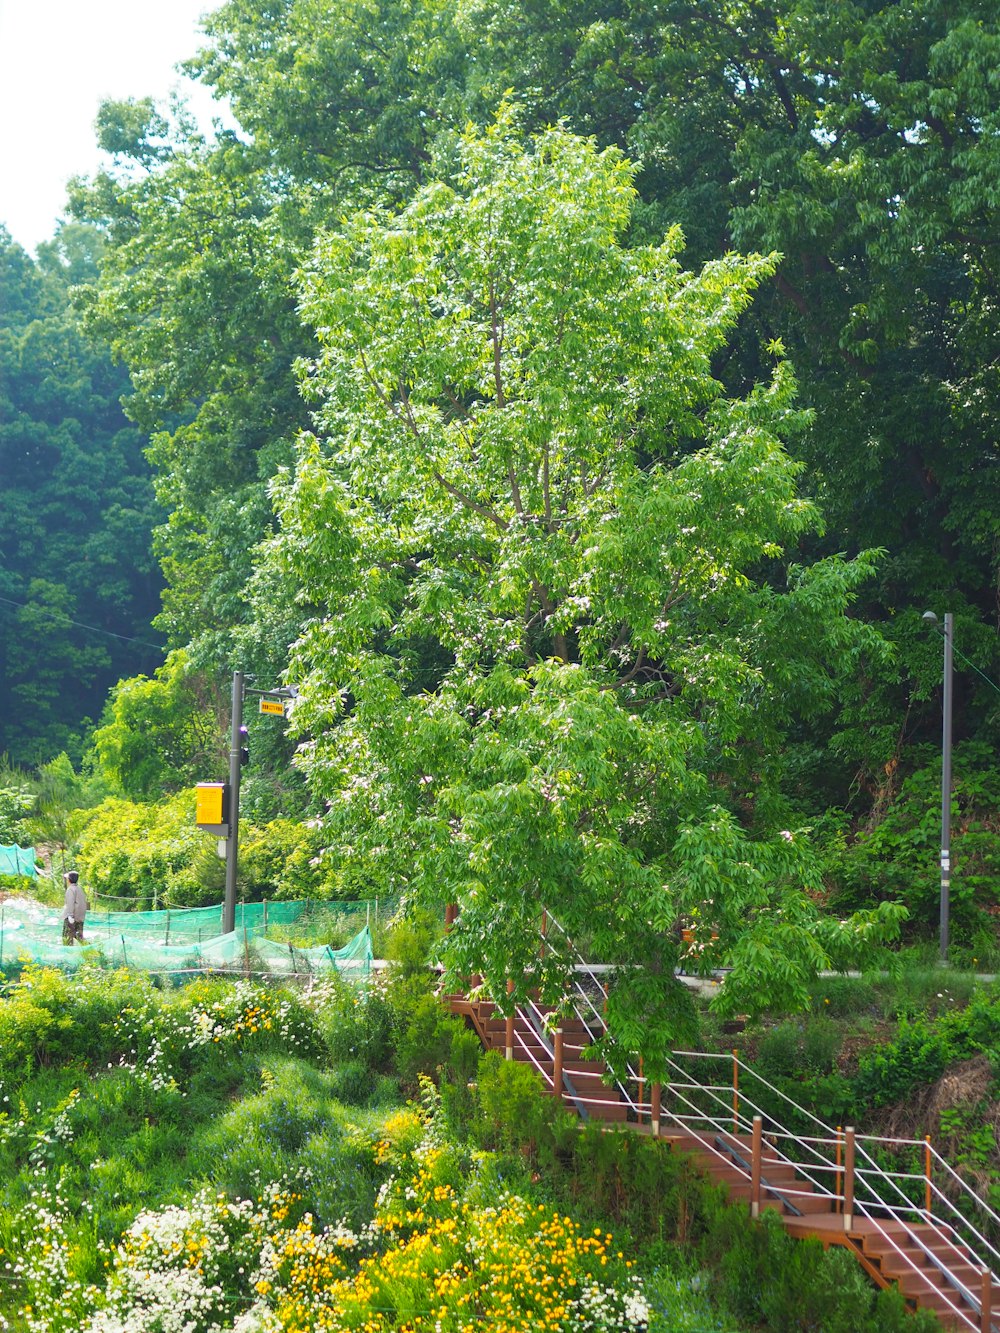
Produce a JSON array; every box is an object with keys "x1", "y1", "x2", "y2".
[
  {"x1": 306, "y1": 974, "x2": 395, "y2": 1074},
  {"x1": 71, "y1": 790, "x2": 225, "y2": 907}
]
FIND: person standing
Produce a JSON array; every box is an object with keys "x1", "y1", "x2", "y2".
[{"x1": 62, "y1": 871, "x2": 88, "y2": 945}]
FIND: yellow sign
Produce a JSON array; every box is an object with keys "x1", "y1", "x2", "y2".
[
  {"x1": 259, "y1": 698, "x2": 285, "y2": 716},
  {"x1": 196, "y1": 783, "x2": 227, "y2": 827}
]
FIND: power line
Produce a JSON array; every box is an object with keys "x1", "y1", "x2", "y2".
[
  {"x1": 0, "y1": 592, "x2": 163, "y2": 653},
  {"x1": 950, "y1": 640, "x2": 1000, "y2": 701}
]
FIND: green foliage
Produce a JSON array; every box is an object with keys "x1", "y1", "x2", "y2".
[
  {"x1": 0, "y1": 225, "x2": 162, "y2": 766},
  {"x1": 239, "y1": 816, "x2": 338, "y2": 899},
  {"x1": 472, "y1": 1050, "x2": 577, "y2": 1161},
  {"x1": 195, "y1": 1056, "x2": 381, "y2": 1225},
  {"x1": 392, "y1": 991, "x2": 481, "y2": 1093},
  {"x1": 0, "y1": 782, "x2": 32, "y2": 846},
  {"x1": 830, "y1": 742, "x2": 1000, "y2": 943},
  {"x1": 307, "y1": 974, "x2": 395, "y2": 1075},
  {"x1": 71, "y1": 787, "x2": 225, "y2": 907},
  {"x1": 272, "y1": 113, "x2": 901, "y2": 1063},
  {"x1": 705, "y1": 1207, "x2": 938, "y2": 1333},
  {"x1": 89, "y1": 650, "x2": 227, "y2": 800},
  {"x1": 757, "y1": 1015, "x2": 842, "y2": 1079},
  {"x1": 26, "y1": 751, "x2": 106, "y2": 853},
  {"x1": 0, "y1": 965, "x2": 157, "y2": 1087}
]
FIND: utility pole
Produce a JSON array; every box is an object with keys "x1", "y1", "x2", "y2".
[
  {"x1": 939, "y1": 612, "x2": 954, "y2": 962},
  {"x1": 223, "y1": 670, "x2": 244, "y2": 936},
  {"x1": 922, "y1": 611, "x2": 953, "y2": 962}
]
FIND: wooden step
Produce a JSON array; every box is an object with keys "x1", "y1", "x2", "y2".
[{"x1": 568, "y1": 1096, "x2": 629, "y2": 1123}]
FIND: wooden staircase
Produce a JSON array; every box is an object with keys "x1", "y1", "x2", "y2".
[
  {"x1": 663, "y1": 1125, "x2": 993, "y2": 1330},
  {"x1": 444, "y1": 989, "x2": 999, "y2": 1332}
]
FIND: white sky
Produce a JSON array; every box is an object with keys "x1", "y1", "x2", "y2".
[{"x1": 0, "y1": 0, "x2": 227, "y2": 254}]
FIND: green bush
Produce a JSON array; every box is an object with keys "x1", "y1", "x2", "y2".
[
  {"x1": 828, "y1": 741, "x2": 1000, "y2": 944},
  {"x1": 71, "y1": 790, "x2": 225, "y2": 907},
  {"x1": 0, "y1": 966, "x2": 158, "y2": 1086},
  {"x1": 472, "y1": 1050, "x2": 574, "y2": 1160},
  {"x1": 309, "y1": 975, "x2": 395, "y2": 1073},
  {"x1": 393, "y1": 990, "x2": 480, "y2": 1090},
  {"x1": 239, "y1": 816, "x2": 344, "y2": 899}
]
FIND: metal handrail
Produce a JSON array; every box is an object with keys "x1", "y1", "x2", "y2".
[
  {"x1": 668, "y1": 1048, "x2": 1000, "y2": 1312},
  {"x1": 516, "y1": 915, "x2": 1000, "y2": 1328}
]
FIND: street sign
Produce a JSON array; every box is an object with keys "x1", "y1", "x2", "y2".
[{"x1": 259, "y1": 698, "x2": 285, "y2": 716}]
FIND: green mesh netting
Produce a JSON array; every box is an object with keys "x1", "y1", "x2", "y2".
[
  {"x1": 0, "y1": 897, "x2": 375, "y2": 979},
  {"x1": 0, "y1": 846, "x2": 38, "y2": 877}
]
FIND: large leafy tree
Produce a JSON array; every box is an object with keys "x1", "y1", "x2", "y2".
[
  {"x1": 0, "y1": 225, "x2": 162, "y2": 764},
  {"x1": 454, "y1": 0, "x2": 1000, "y2": 788},
  {"x1": 272, "y1": 119, "x2": 901, "y2": 1064}
]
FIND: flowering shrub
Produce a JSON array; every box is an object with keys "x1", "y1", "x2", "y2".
[
  {"x1": 236, "y1": 1083, "x2": 649, "y2": 1333},
  {"x1": 88, "y1": 1189, "x2": 270, "y2": 1333},
  {"x1": 3, "y1": 1076, "x2": 648, "y2": 1333},
  {"x1": 175, "y1": 980, "x2": 325, "y2": 1061},
  {"x1": 1, "y1": 1173, "x2": 101, "y2": 1333}
]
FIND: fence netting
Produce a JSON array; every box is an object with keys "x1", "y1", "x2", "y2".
[
  {"x1": 0, "y1": 896, "x2": 381, "y2": 980},
  {"x1": 0, "y1": 846, "x2": 39, "y2": 877}
]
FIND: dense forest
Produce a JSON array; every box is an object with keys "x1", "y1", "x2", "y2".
[{"x1": 3, "y1": 0, "x2": 1000, "y2": 1039}]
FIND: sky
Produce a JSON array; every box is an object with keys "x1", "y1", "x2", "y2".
[{"x1": 0, "y1": 0, "x2": 227, "y2": 254}]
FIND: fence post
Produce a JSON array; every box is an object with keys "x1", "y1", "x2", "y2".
[
  {"x1": 505, "y1": 978, "x2": 515, "y2": 1060},
  {"x1": 750, "y1": 1116, "x2": 763, "y2": 1218},
  {"x1": 651, "y1": 1082, "x2": 661, "y2": 1137},
  {"x1": 925, "y1": 1136, "x2": 932, "y2": 1215},
  {"x1": 732, "y1": 1049, "x2": 740, "y2": 1133},
  {"x1": 843, "y1": 1127, "x2": 855, "y2": 1231},
  {"x1": 835, "y1": 1127, "x2": 843, "y2": 1214},
  {"x1": 982, "y1": 1269, "x2": 992, "y2": 1333},
  {"x1": 553, "y1": 1026, "x2": 563, "y2": 1100}
]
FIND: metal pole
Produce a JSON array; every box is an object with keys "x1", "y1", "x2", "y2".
[
  {"x1": 750, "y1": 1116, "x2": 763, "y2": 1218},
  {"x1": 940, "y1": 613, "x2": 953, "y2": 962},
  {"x1": 223, "y1": 670, "x2": 243, "y2": 935}
]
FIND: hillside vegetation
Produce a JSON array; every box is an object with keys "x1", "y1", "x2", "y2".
[{"x1": 0, "y1": 950, "x2": 951, "y2": 1333}]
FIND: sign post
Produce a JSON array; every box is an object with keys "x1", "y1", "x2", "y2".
[{"x1": 223, "y1": 671, "x2": 244, "y2": 935}]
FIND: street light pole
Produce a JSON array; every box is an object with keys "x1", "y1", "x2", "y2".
[
  {"x1": 923, "y1": 611, "x2": 953, "y2": 962},
  {"x1": 223, "y1": 669, "x2": 244, "y2": 935},
  {"x1": 939, "y1": 612, "x2": 954, "y2": 962}
]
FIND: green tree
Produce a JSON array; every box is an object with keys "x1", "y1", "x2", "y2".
[
  {"x1": 271, "y1": 119, "x2": 902, "y2": 1066},
  {"x1": 0, "y1": 225, "x2": 163, "y2": 764},
  {"x1": 453, "y1": 0, "x2": 1000, "y2": 792},
  {"x1": 89, "y1": 650, "x2": 228, "y2": 801}
]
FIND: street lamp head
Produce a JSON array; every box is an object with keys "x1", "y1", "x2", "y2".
[{"x1": 922, "y1": 611, "x2": 939, "y2": 626}]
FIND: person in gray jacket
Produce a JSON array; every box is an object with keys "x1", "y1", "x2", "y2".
[{"x1": 62, "y1": 871, "x2": 88, "y2": 944}]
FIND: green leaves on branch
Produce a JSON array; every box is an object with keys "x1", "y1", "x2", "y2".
[{"x1": 269, "y1": 118, "x2": 899, "y2": 1059}]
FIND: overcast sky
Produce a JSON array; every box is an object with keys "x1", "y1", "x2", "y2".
[{"x1": 0, "y1": 0, "x2": 226, "y2": 253}]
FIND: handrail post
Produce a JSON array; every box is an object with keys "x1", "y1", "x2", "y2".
[
  {"x1": 835, "y1": 1127, "x2": 843, "y2": 1214},
  {"x1": 843, "y1": 1127, "x2": 855, "y2": 1232},
  {"x1": 732, "y1": 1049, "x2": 739, "y2": 1133},
  {"x1": 925, "y1": 1135, "x2": 932, "y2": 1216},
  {"x1": 505, "y1": 978, "x2": 515, "y2": 1060},
  {"x1": 553, "y1": 1026, "x2": 563, "y2": 1100},
  {"x1": 750, "y1": 1115, "x2": 763, "y2": 1218},
  {"x1": 982, "y1": 1269, "x2": 992, "y2": 1333},
  {"x1": 651, "y1": 1082, "x2": 661, "y2": 1137}
]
